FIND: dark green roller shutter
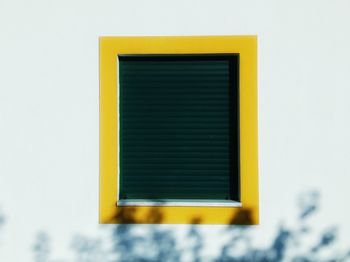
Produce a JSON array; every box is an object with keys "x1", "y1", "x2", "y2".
[{"x1": 119, "y1": 54, "x2": 240, "y2": 201}]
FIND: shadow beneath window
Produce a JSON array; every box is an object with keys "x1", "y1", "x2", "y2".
[
  {"x1": 228, "y1": 208, "x2": 253, "y2": 225},
  {"x1": 108, "y1": 206, "x2": 164, "y2": 224}
]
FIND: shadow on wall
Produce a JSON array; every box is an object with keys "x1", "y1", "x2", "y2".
[
  {"x1": 33, "y1": 232, "x2": 50, "y2": 262},
  {"x1": 2, "y1": 192, "x2": 350, "y2": 262},
  {"x1": 111, "y1": 206, "x2": 164, "y2": 224},
  {"x1": 103, "y1": 192, "x2": 350, "y2": 262},
  {"x1": 229, "y1": 208, "x2": 253, "y2": 225},
  {"x1": 0, "y1": 208, "x2": 5, "y2": 236},
  {"x1": 108, "y1": 205, "x2": 254, "y2": 225},
  {"x1": 0, "y1": 209, "x2": 4, "y2": 229}
]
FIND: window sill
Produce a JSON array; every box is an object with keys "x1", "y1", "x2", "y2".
[{"x1": 117, "y1": 199, "x2": 242, "y2": 207}]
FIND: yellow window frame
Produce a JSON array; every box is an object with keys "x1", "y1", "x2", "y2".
[{"x1": 100, "y1": 36, "x2": 259, "y2": 224}]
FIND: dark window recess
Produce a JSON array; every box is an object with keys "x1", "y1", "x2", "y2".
[{"x1": 119, "y1": 54, "x2": 240, "y2": 201}]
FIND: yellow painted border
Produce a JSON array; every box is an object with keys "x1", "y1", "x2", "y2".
[{"x1": 100, "y1": 36, "x2": 258, "y2": 224}]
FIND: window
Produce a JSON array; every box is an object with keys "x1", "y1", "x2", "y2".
[
  {"x1": 118, "y1": 54, "x2": 240, "y2": 205},
  {"x1": 100, "y1": 36, "x2": 258, "y2": 224}
]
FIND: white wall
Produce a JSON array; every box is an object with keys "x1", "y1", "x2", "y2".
[{"x1": 1, "y1": 0, "x2": 350, "y2": 261}]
